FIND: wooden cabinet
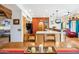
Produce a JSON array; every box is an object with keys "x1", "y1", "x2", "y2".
[{"x1": 36, "y1": 34, "x2": 44, "y2": 45}]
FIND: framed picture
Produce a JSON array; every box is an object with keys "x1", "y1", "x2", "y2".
[{"x1": 13, "y1": 19, "x2": 19, "y2": 25}]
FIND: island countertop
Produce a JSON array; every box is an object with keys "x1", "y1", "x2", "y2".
[{"x1": 36, "y1": 30, "x2": 66, "y2": 34}]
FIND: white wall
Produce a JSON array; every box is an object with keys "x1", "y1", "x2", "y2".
[{"x1": 11, "y1": 9, "x2": 23, "y2": 42}]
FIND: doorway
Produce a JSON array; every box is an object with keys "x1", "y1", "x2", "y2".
[{"x1": 0, "y1": 5, "x2": 12, "y2": 46}]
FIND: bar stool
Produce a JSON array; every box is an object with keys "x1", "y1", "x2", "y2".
[
  {"x1": 44, "y1": 34, "x2": 56, "y2": 45},
  {"x1": 27, "y1": 34, "x2": 36, "y2": 42}
]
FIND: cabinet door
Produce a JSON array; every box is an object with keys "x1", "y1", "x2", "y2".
[
  {"x1": 76, "y1": 20, "x2": 79, "y2": 35},
  {"x1": 36, "y1": 34, "x2": 44, "y2": 45}
]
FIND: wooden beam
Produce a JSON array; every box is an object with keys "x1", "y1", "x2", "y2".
[{"x1": 0, "y1": 4, "x2": 12, "y2": 19}]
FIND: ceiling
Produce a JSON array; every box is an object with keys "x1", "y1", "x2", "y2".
[{"x1": 22, "y1": 4, "x2": 79, "y2": 17}]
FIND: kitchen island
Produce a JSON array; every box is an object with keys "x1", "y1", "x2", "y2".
[{"x1": 36, "y1": 30, "x2": 66, "y2": 46}]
